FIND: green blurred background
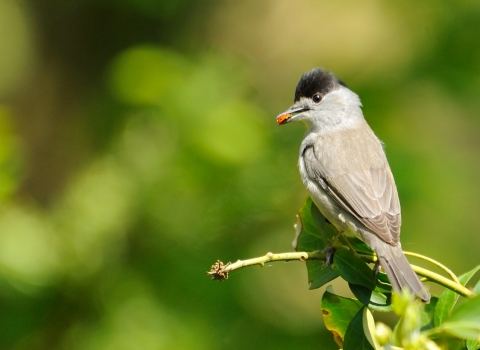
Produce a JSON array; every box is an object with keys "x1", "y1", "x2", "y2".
[{"x1": 0, "y1": 0, "x2": 480, "y2": 349}]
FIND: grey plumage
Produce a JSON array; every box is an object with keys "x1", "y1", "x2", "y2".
[{"x1": 278, "y1": 68, "x2": 430, "y2": 302}]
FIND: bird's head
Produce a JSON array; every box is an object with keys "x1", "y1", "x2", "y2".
[{"x1": 277, "y1": 68, "x2": 363, "y2": 132}]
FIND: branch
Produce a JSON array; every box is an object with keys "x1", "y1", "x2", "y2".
[
  {"x1": 404, "y1": 251, "x2": 460, "y2": 284},
  {"x1": 412, "y1": 265, "x2": 473, "y2": 298},
  {"x1": 207, "y1": 250, "x2": 475, "y2": 298},
  {"x1": 207, "y1": 251, "x2": 326, "y2": 280}
]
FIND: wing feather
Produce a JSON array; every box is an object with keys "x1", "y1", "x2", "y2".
[{"x1": 302, "y1": 127, "x2": 401, "y2": 243}]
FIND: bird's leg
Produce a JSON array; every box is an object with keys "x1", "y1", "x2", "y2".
[
  {"x1": 323, "y1": 230, "x2": 367, "y2": 267},
  {"x1": 324, "y1": 246, "x2": 336, "y2": 267},
  {"x1": 373, "y1": 258, "x2": 381, "y2": 280},
  {"x1": 322, "y1": 231, "x2": 343, "y2": 267}
]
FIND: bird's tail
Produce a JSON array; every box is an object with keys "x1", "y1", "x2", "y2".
[{"x1": 376, "y1": 243, "x2": 430, "y2": 303}]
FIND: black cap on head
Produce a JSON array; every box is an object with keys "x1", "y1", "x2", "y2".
[{"x1": 294, "y1": 68, "x2": 346, "y2": 102}]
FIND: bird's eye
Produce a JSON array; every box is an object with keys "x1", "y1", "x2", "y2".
[{"x1": 312, "y1": 93, "x2": 323, "y2": 103}]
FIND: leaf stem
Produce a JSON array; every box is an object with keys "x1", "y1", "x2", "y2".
[
  {"x1": 411, "y1": 264, "x2": 473, "y2": 298},
  {"x1": 404, "y1": 251, "x2": 460, "y2": 284}
]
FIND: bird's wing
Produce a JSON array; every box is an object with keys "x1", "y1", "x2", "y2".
[{"x1": 303, "y1": 143, "x2": 401, "y2": 244}]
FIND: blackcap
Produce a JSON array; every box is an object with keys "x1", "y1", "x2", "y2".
[{"x1": 277, "y1": 68, "x2": 430, "y2": 302}]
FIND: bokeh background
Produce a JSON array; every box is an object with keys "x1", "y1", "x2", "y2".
[{"x1": 1, "y1": 0, "x2": 480, "y2": 349}]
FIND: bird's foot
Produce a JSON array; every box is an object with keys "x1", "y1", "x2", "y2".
[{"x1": 323, "y1": 246, "x2": 336, "y2": 267}]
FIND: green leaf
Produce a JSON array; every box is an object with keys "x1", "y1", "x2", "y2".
[
  {"x1": 349, "y1": 283, "x2": 372, "y2": 306},
  {"x1": 334, "y1": 249, "x2": 376, "y2": 290},
  {"x1": 294, "y1": 198, "x2": 342, "y2": 287},
  {"x1": 376, "y1": 271, "x2": 391, "y2": 284},
  {"x1": 420, "y1": 296, "x2": 439, "y2": 331},
  {"x1": 293, "y1": 198, "x2": 327, "y2": 285},
  {"x1": 450, "y1": 295, "x2": 480, "y2": 320},
  {"x1": 293, "y1": 197, "x2": 328, "y2": 252},
  {"x1": 363, "y1": 307, "x2": 383, "y2": 349},
  {"x1": 294, "y1": 198, "x2": 376, "y2": 289},
  {"x1": 346, "y1": 237, "x2": 374, "y2": 255},
  {"x1": 441, "y1": 293, "x2": 480, "y2": 340},
  {"x1": 310, "y1": 201, "x2": 338, "y2": 244},
  {"x1": 309, "y1": 265, "x2": 340, "y2": 290},
  {"x1": 441, "y1": 321, "x2": 480, "y2": 341},
  {"x1": 303, "y1": 260, "x2": 325, "y2": 286},
  {"x1": 466, "y1": 338, "x2": 480, "y2": 350},
  {"x1": 343, "y1": 307, "x2": 375, "y2": 350},
  {"x1": 391, "y1": 291, "x2": 422, "y2": 346},
  {"x1": 474, "y1": 278, "x2": 480, "y2": 295},
  {"x1": 434, "y1": 337, "x2": 468, "y2": 350},
  {"x1": 321, "y1": 287, "x2": 363, "y2": 347},
  {"x1": 435, "y1": 265, "x2": 480, "y2": 327},
  {"x1": 373, "y1": 272, "x2": 393, "y2": 294},
  {"x1": 349, "y1": 283, "x2": 393, "y2": 312}
]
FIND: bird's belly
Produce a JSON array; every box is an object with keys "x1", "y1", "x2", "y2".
[{"x1": 303, "y1": 177, "x2": 343, "y2": 227}]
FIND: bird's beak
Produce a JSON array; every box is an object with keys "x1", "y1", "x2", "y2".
[{"x1": 276, "y1": 106, "x2": 308, "y2": 125}]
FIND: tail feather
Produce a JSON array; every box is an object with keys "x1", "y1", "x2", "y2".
[{"x1": 376, "y1": 243, "x2": 430, "y2": 303}]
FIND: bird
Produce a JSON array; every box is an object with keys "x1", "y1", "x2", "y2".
[{"x1": 276, "y1": 67, "x2": 430, "y2": 302}]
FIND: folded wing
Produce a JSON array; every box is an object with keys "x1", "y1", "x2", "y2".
[{"x1": 303, "y1": 141, "x2": 401, "y2": 244}]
